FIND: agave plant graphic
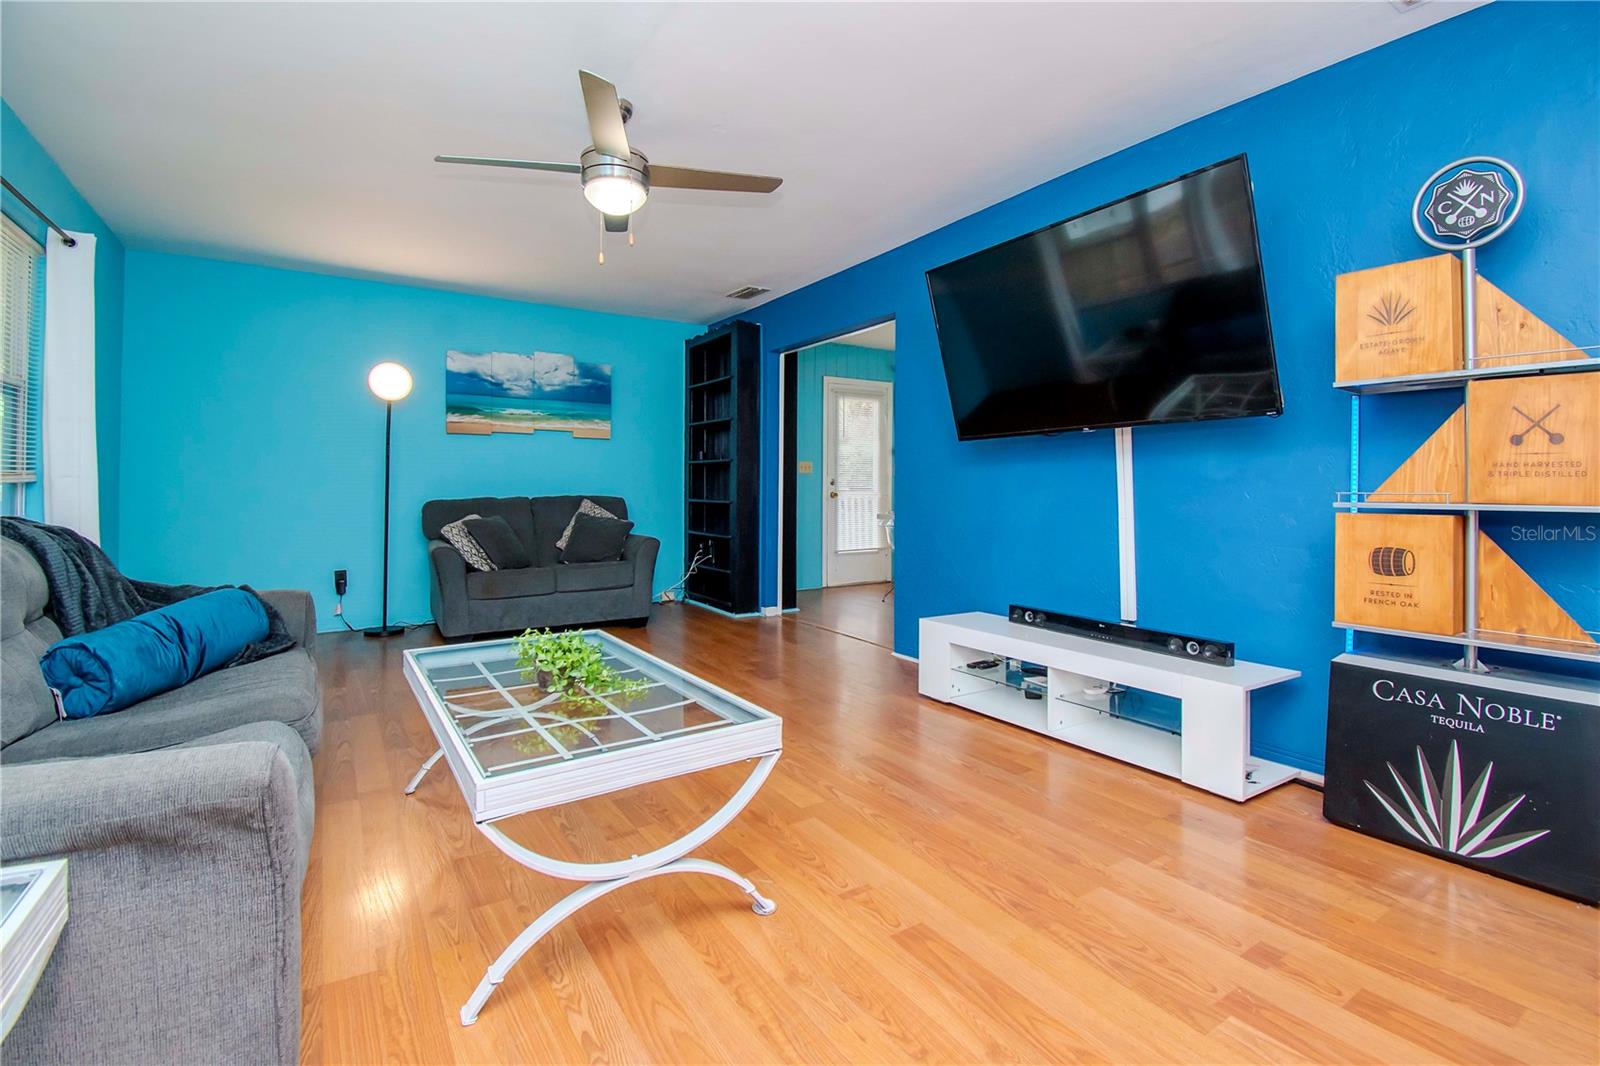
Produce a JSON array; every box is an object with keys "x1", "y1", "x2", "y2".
[
  {"x1": 1366, "y1": 292, "x2": 1416, "y2": 329},
  {"x1": 1451, "y1": 177, "x2": 1483, "y2": 200},
  {"x1": 1364, "y1": 741, "x2": 1549, "y2": 859}
]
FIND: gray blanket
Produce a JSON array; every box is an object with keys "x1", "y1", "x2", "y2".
[{"x1": 0, "y1": 517, "x2": 294, "y2": 666}]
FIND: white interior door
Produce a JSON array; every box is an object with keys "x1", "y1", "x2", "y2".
[{"x1": 822, "y1": 377, "x2": 893, "y2": 586}]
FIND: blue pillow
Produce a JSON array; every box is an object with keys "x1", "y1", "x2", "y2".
[{"x1": 41, "y1": 589, "x2": 269, "y2": 719}]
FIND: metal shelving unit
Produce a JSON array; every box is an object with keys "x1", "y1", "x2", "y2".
[{"x1": 1339, "y1": 353, "x2": 1599, "y2": 670}]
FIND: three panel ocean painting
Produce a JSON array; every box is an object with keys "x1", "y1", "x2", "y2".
[{"x1": 445, "y1": 350, "x2": 613, "y2": 439}]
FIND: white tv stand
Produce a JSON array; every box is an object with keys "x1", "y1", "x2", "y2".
[{"x1": 918, "y1": 613, "x2": 1302, "y2": 802}]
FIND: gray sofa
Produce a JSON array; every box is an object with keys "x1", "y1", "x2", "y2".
[
  {"x1": 424, "y1": 494, "x2": 659, "y2": 638},
  {"x1": 0, "y1": 538, "x2": 320, "y2": 1066}
]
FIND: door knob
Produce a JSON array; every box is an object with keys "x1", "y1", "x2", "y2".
[{"x1": 829, "y1": 491, "x2": 838, "y2": 498}]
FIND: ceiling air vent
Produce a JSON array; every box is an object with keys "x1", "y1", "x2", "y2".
[{"x1": 724, "y1": 285, "x2": 770, "y2": 300}]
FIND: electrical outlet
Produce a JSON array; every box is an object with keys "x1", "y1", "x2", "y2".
[{"x1": 333, "y1": 569, "x2": 348, "y2": 596}]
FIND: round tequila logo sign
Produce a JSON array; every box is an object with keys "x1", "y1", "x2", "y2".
[{"x1": 1411, "y1": 157, "x2": 1524, "y2": 251}]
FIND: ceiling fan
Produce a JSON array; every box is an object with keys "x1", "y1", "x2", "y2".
[{"x1": 436, "y1": 70, "x2": 783, "y2": 245}]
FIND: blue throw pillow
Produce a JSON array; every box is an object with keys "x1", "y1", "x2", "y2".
[{"x1": 41, "y1": 589, "x2": 269, "y2": 719}]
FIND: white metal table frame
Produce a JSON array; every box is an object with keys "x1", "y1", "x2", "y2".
[
  {"x1": 401, "y1": 632, "x2": 782, "y2": 1026},
  {"x1": 0, "y1": 858, "x2": 68, "y2": 1043}
]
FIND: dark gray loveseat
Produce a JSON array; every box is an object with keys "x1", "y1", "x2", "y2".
[
  {"x1": 0, "y1": 538, "x2": 320, "y2": 1065},
  {"x1": 424, "y1": 495, "x2": 659, "y2": 639}
]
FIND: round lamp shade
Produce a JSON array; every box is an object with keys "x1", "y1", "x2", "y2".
[{"x1": 367, "y1": 361, "x2": 413, "y2": 402}]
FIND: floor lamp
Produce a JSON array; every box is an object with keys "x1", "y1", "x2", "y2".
[{"x1": 365, "y1": 361, "x2": 413, "y2": 637}]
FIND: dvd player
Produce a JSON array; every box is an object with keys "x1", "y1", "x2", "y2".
[{"x1": 1008, "y1": 605, "x2": 1235, "y2": 667}]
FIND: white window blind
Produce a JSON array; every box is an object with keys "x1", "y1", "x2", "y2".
[
  {"x1": 834, "y1": 394, "x2": 882, "y2": 552},
  {"x1": 1, "y1": 216, "x2": 42, "y2": 485}
]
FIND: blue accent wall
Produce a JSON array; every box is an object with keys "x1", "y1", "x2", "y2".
[
  {"x1": 1, "y1": 100, "x2": 126, "y2": 553},
  {"x1": 118, "y1": 251, "x2": 697, "y2": 632},
  {"x1": 720, "y1": 2, "x2": 1600, "y2": 773},
  {"x1": 795, "y1": 342, "x2": 895, "y2": 590}
]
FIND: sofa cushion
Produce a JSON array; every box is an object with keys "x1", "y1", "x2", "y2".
[
  {"x1": 422, "y1": 496, "x2": 535, "y2": 557},
  {"x1": 464, "y1": 515, "x2": 531, "y2": 569},
  {"x1": 2, "y1": 629, "x2": 60, "y2": 747},
  {"x1": 43, "y1": 589, "x2": 270, "y2": 720},
  {"x1": 529, "y1": 496, "x2": 627, "y2": 566},
  {"x1": 440, "y1": 514, "x2": 496, "y2": 572},
  {"x1": 0, "y1": 539, "x2": 49, "y2": 639},
  {"x1": 466, "y1": 566, "x2": 556, "y2": 600},
  {"x1": 555, "y1": 498, "x2": 619, "y2": 552},
  {"x1": 2, "y1": 540, "x2": 64, "y2": 747},
  {"x1": 554, "y1": 561, "x2": 635, "y2": 593},
  {"x1": 561, "y1": 513, "x2": 635, "y2": 564},
  {"x1": 0, "y1": 648, "x2": 322, "y2": 763}
]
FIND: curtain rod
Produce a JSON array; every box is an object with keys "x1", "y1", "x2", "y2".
[{"x1": 0, "y1": 177, "x2": 77, "y2": 247}]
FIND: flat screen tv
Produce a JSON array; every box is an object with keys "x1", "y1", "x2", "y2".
[{"x1": 926, "y1": 155, "x2": 1282, "y2": 440}]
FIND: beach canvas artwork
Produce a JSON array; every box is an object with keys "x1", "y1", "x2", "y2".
[{"x1": 445, "y1": 350, "x2": 613, "y2": 439}]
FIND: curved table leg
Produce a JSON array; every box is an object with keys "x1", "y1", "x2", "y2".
[
  {"x1": 459, "y1": 751, "x2": 781, "y2": 1025},
  {"x1": 459, "y1": 857, "x2": 775, "y2": 1025},
  {"x1": 405, "y1": 749, "x2": 444, "y2": 795}
]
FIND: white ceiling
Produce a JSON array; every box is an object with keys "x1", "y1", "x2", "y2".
[{"x1": 1, "y1": 1, "x2": 1477, "y2": 323}]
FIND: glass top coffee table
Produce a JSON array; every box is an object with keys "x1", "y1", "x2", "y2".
[{"x1": 401, "y1": 631, "x2": 782, "y2": 1025}]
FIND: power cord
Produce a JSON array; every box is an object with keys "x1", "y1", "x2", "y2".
[{"x1": 658, "y1": 545, "x2": 712, "y2": 603}]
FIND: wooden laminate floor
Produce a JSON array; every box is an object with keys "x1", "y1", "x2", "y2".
[
  {"x1": 794, "y1": 582, "x2": 894, "y2": 648},
  {"x1": 301, "y1": 605, "x2": 1599, "y2": 1065}
]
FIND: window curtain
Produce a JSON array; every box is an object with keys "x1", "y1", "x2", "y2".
[{"x1": 42, "y1": 229, "x2": 97, "y2": 541}]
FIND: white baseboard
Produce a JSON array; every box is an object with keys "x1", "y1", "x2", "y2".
[
  {"x1": 762, "y1": 606, "x2": 782, "y2": 618},
  {"x1": 892, "y1": 651, "x2": 918, "y2": 664},
  {"x1": 1295, "y1": 770, "x2": 1325, "y2": 788}
]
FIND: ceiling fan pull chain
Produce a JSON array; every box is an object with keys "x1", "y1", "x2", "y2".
[{"x1": 597, "y1": 219, "x2": 605, "y2": 266}]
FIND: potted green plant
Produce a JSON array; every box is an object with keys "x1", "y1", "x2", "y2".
[{"x1": 511, "y1": 629, "x2": 647, "y2": 755}]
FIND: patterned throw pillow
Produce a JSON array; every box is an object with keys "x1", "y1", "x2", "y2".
[
  {"x1": 440, "y1": 514, "x2": 496, "y2": 572},
  {"x1": 555, "y1": 498, "x2": 619, "y2": 552}
]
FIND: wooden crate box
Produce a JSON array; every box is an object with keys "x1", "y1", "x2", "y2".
[
  {"x1": 1335, "y1": 254, "x2": 1461, "y2": 383},
  {"x1": 1467, "y1": 372, "x2": 1600, "y2": 506},
  {"x1": 1334, "y1": 513, "x2": 1465, "y2": 636}
]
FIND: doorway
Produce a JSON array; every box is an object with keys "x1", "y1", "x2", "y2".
[
  {"x1": 822, "y1": 376, "x2": 893, "y2": 586},
  {"x1": 780, "y1": 320, "x2": 895, "y2": 648}
]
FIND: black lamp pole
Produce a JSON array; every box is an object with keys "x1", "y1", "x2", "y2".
[
  {"x1": 364, "y1": 399, "x2": 401, "y2": 637},
  {"x1": 364, "y1": 360, "x2": 411, "y2": 636}
]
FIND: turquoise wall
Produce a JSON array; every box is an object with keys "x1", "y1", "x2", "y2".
[
  {"x1": 119, "y1": 251, "x2": 697, "y2": 631},
  {"x1": 794, "y1": 342, "x2": 894, "y2": 590},
  {"x1": 720, "y1": 1, "x2": 1600, "y2": 773},
  {"x1": 1, "y1": 101, "x2": 126, "y2": 553}
]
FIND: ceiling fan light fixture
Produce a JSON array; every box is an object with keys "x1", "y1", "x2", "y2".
[{"x1": 582, "y1": 174, "x2": 649, "y2": 216}]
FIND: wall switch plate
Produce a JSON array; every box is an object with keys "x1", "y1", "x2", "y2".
[
  {"x1": 334, "y1": 569, "x2": 348, "y2": 596},
  {"x1": 797, "y1": 460, "x2": 814, "y2": 474}
]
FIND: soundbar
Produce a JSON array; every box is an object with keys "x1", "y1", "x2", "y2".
[{"x1": 1008, "y1": 605, "x2": 1235, "y2": 667}]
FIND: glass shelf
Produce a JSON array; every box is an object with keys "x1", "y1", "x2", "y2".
[
  {"x1": 1331, "y1": 497, "x2": 1600, "y2": 514},
  {"x1": 1333, "y1": 352, "x2": 1598, "y2": 394},
  {"x1": 951, "y1": 659, "x2": 1047, "y2": 695},
  {"x1": 1333, "y1": 622, "x2": 1600, "y2": 665}
]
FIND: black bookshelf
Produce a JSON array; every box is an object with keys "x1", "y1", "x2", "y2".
[{"x1": 683, "y1": 320, "x2": 760, "y2": 614}]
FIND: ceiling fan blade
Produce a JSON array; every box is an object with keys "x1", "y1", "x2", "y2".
[
  {"x1": 578, "y1": 70, "x2": 631, "y2": 158},
  {"x1": 435, "y1": 156, "x2": 581, "y2": 174},
  {"x1": 603, "y1": 213, "x2": 629, "y2": 234},
  {"x1": 648, "y1": 165, "x2": 782, "y2": 194}
]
